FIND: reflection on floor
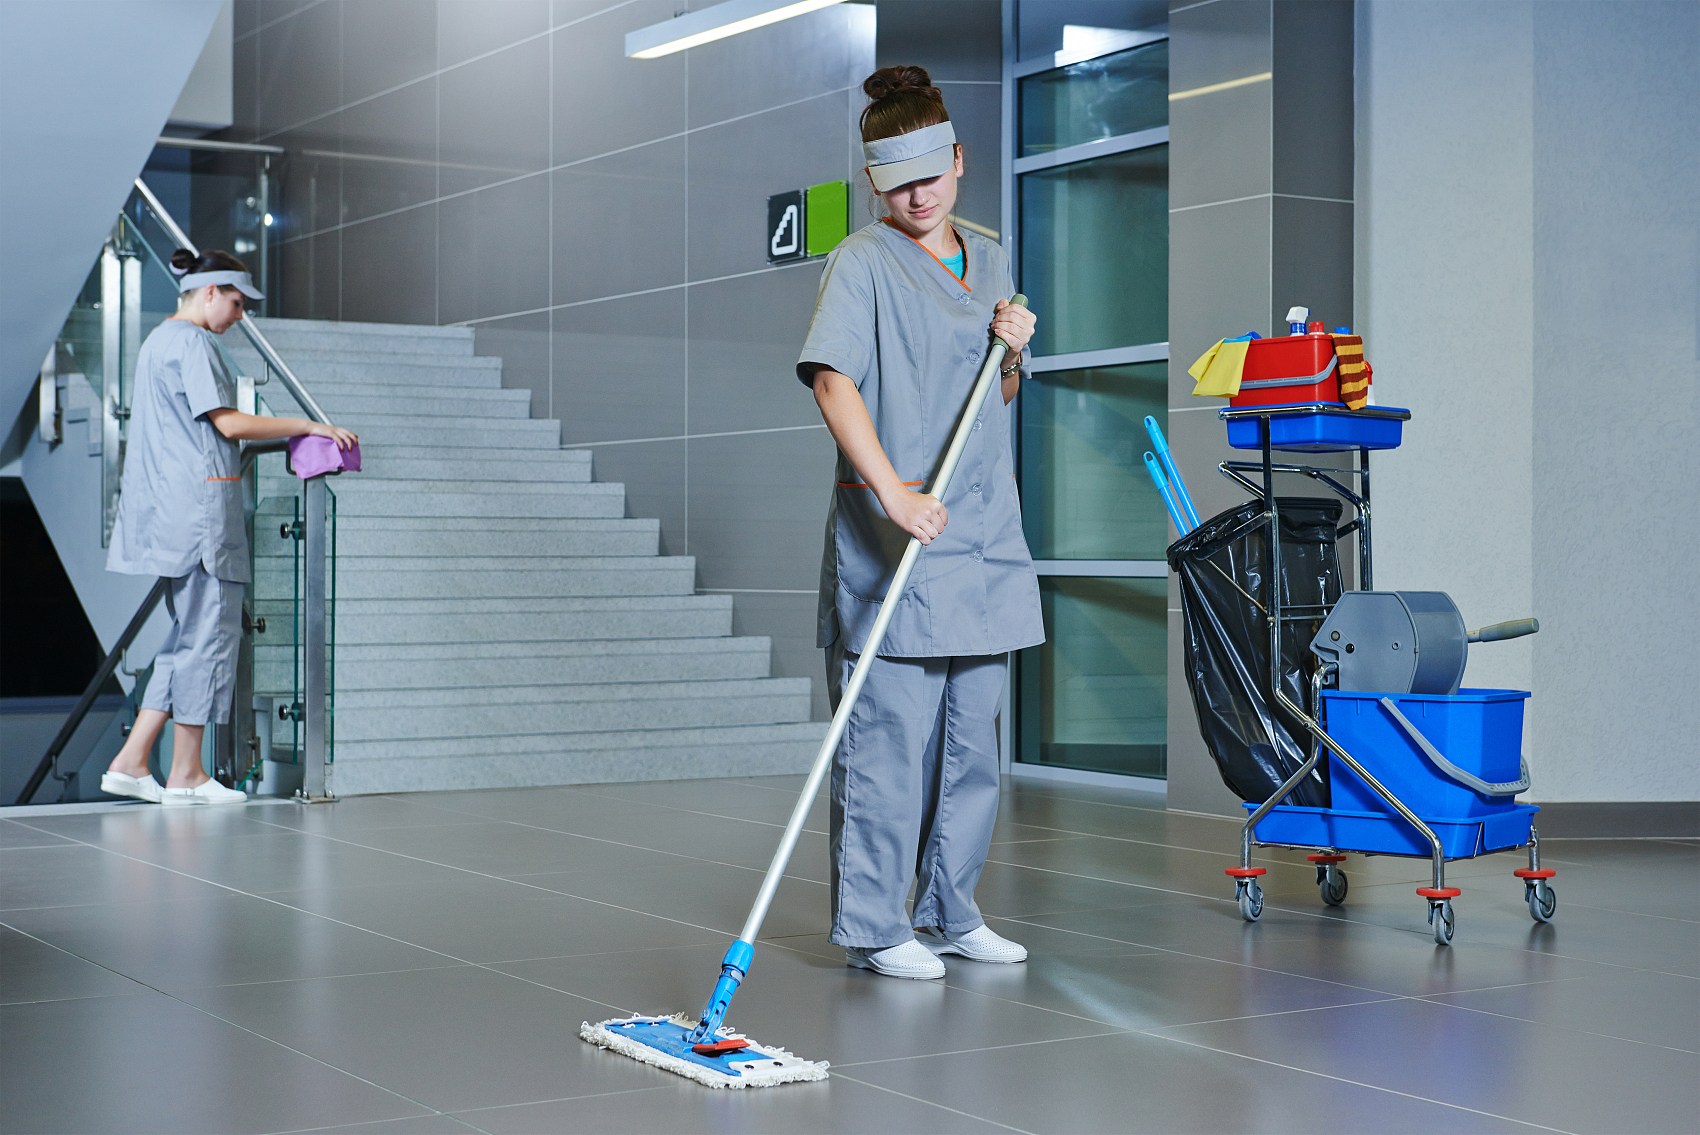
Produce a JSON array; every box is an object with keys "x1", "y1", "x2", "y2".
[{"x1": 1, "y1": 778, "x2": 1695, "y2": 1134}]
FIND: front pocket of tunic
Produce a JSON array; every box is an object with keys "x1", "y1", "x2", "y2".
[{"x1": 834, "y1": 486, "x2": 912, "y2": 602}]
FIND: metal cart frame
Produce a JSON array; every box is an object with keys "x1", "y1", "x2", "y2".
[{"x1": 1212, "y1": 403, "x2": 1555, "y2": 945}]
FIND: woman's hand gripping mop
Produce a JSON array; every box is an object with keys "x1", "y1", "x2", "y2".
[{"x1": 581, "y1": 297, "x2": 1029, "y2": 1089}]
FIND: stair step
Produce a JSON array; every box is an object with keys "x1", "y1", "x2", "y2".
[
  {"x1": 324, "y1": 722, "x2": 826, "y2": 792},
  {"x1": 250, "y1": 446, "x2": 592, "y2": 484},
  {"x1": 255, "y1": 636, "x2": 773, "y2": 690},
  {"x1": 326, "y1": 418, "x2": 562, "y2": 449},
  {"x1": 252, "y1": 595, "x2": 734, "y2": 644},
  {"x1": 254, "y1": 517, "x2": 657, "y2": 557},
  {"x1": 253, "y1": 558, "x2": 695, "y2": 599},
  {"x1": 256, "y1": 484, "x2": 624, "y2": 519},
  {"x1": 259, "y1": 477, "x2": 602, "y2": 500},
  {"x1": 248, "y1": 318, "x2": 476, "y2": 358},
  {"x1": 311, "y1": 678, "x2": 811, "y2": 742},
  {"x1": 307, "y1": 390, "x2": 532, "y2": 419},
  {"x1": 234, "y1": 357, "x2": 505, "y2": 390}
]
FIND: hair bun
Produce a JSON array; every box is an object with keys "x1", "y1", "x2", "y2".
[
  {"x1": 863, "y1": 65, "x2": 939, "y2": 103},
  {"x1": 168, "y1": 248, "x2": 195, "y2": 276}
]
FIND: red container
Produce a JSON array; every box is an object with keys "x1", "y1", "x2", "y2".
[{"x1": 1228, "y1": 335, "x2": 1339, "y2": 408}]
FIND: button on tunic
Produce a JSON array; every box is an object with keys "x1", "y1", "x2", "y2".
[
  {"x1": 797, "y1": 220, "x2": 1044, "y2": 658},
  {"x1": 107, "y1": 320, "x2": 249, "y2": 583}
]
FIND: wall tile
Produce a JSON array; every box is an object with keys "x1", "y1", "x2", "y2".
[
  {"x1": 550, "y1": 140, "x2": 686, "y2": 306},
  {"x1": 1270, "y1": 196, "x2": 1352, "y2": 337},
  {"x1": 335, "y1": 79, "x2": 438, "y2": 225},
  {"x1": 474, "y1": 311, "x2": 551, "y2": 421},
  {"x1": 341, "y1": 0, "x2": 437, "y2": 104},
  {"x1": 686, "y1": 264, "x2": 825, "y2": 436},
  {"x1": 341, "y1": 204, "x2": 438, "y2": 325},
  {"x1": 552, "y1": 290, "x2": 687, "y2": 445},
  {"x1": 1168, "y1": 81, "x2": 1272, "y2": 211},
  {"x1": 685, "y1": 3, "x2": 873, "y2": 128},
  {"x1": 686, "y1": 428, "x2": 837, "y2": 593},
  {"x1": 941, "y1": 81, "x2": 1002, "y2": 239},
  {"x1": 1169, "y1": 0, "x2": 1272, "y2": 94},
  {"x1": 234, "y1": 0, "x2": 260, "y2": 39},
  {"x1": 576, "y1": 438, "x2": 687, "y2": 556},
  {"x1": 439, "y1": 0, "x2": 549, "y2": 69},
  {"x1": 1271, "y1": 0, "x2": 1354, "y2": 203},
  {"x1": 1168, "y1": 195, "x2": 1271, "y2": 403},
  {"x1": 256, "y1": 0, "x2": 341, "y2": 135},
  {"x1": 727, "y1": 592, "x2": 830, "y2": 721},
  {"x1": 278, "y1": 228, "x2": 340, "y2": 322},
  {"x1": 551, "y1": 0, "x2": 686, "y2": 167},
  {"x1": 439, "y1": 35, "x2": 551, "y2": 196},
  {"x1": 438, "y1": 177, "x2": 551, "y2": 324},
  {"x1": 687, "y1": 93, "x2": 853, "y2": 283},
  {"x1": 876, "y1": 0, "x2": 1001, "y2": 82}
]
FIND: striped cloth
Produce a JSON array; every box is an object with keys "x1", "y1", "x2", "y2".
[{"x1": 1331, "y1": 335, "x2": 1372, "y2": 409}]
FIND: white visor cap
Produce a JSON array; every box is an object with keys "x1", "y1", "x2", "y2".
[
  {"x1": 864, "y1": 121, "x2": 957, "y2": 192},
  {"x1": 178, "y1": 269, "x2": 265, "y2": 301}
]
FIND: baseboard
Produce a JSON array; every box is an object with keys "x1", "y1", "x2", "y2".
[
  {"x1": 1528, "y1": 801, "x2": 1700, "y2": 839},
  {"x1": 1006, "y1": 762, "x2": 1168, "y2": 797}
]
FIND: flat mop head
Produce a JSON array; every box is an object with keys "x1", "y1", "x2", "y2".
[{"x1": 580, "y1": 1014, "x2": 829, "y2": 1089}]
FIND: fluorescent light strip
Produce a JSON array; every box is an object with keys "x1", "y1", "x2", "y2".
[
  {"x1": 627, "y1": 0, "x2": 847, "y2": 59},
  {"x1": 1168, "y1": 71, "x2": 1272, "y2": 101}
]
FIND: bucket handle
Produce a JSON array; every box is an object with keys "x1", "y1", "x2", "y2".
[{"x1": 1377, "y1": 698, "x2": 1531, "y2": 797}]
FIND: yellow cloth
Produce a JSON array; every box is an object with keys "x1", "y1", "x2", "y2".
[{"x1": 1189, "y1": 339, "x2": 1251, "y2": 397}]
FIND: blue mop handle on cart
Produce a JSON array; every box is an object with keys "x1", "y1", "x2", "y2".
[
  {"x1": 1144, "y1": 416, "x2": 1200, "y2": 529},
  {"x1": 1144, "y1": 452, "x2": 1190, "y2": 534}
]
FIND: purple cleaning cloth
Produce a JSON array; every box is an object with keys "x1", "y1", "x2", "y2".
[{"x1": 288, "y1": 434, "x2": 362, "y2": 480}]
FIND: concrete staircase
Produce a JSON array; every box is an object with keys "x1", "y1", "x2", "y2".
[{"x1": 231, "y1": 318, "x2": 824, "y2": 796}]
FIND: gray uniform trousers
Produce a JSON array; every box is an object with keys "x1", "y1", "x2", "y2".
[{"x1": 825, "y1": 644, "x2": 1008, "y2": 947}]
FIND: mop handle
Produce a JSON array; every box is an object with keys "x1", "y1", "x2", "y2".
[
  {"x1": 1143, "y1": 451, "x2": 1189, "y2": 534},
  {"x1": 736, "y1": 296, "x2": 1028, "y2": 946},
  {"x1": 1144, "y1": 415, "x2": 1200, "y2": 528}
]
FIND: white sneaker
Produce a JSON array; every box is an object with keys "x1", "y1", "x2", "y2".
[
  {"x1": 846, "y1": 938, "x2": 947, "y2": 980},
  {"x1": 916, "y1": 925, "x2": 1028, "y2": 963},
  {"x1": 100, "y1": 770, "x2": 164, "y2": 803},
  {"x1": 161, "y1": 780, "x2": 248, "y2": 806}
]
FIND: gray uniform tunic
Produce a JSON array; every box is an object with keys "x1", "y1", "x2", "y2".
[
  {"x1": 107, "y1": 319, "x2": 249, "y2": 584},
  {"x1": 797, "y1": 219, "x2": 1044, "y2": 658},
  {"x1": 798, "y1": 219, "x2": 1044, "y2": 946}
]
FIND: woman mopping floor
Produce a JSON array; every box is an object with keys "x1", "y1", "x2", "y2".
[
  {"x1": 583, "y1": 65, "x2": 1042, "y2": 1090},
  {"x1": 802, "y1": 65, "x2": 1042, "y2": 980}
]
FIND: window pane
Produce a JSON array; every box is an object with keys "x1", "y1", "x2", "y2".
[
  {"x1": 1020, "y1": 362, "x2": 1167, "y2": 560},
  {"x1": 1019, "y1": 144, "x2": 1167, "y2": 356},
  {"x1": 1020, "y1": 40, "x2": 1168, "y2": 156},
  {"x1": 1017, "y1": 577, "x2": 1167, "y2": 778}
]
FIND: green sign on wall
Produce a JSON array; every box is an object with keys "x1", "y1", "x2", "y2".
[{"x1": 766, "y1": 180, "x2": 849, "y2": 263}]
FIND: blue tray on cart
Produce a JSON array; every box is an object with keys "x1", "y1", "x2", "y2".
[
  {"x1": 1244, "y1": 801, "x2": 1539, "y2": 859},
  {"x1": 1221, "y1": 402, "x2": 1410, "y2": 452}
]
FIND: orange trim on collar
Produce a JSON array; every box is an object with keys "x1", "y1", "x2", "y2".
[
  {"x1": 881, "y1": 218, "x2": 969, "y2": 290},
  {"x1": 206, "y1": 476, "x2": 242, "y2": 481}
]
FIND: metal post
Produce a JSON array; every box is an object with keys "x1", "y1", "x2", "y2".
[
  {"x1": 300, "y1": 475, "x2": 331, "y2": 800},
  {"x1": 99, "y1": 241, "x2": 121, "y2": 546},
  {"x1": 1358, "y1": 446, "x2": 1372, "y2": 589}
]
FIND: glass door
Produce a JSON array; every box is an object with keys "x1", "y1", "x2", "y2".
[{"x1": 1005, "y1": 14, "x2": 1170, "y2": 783}]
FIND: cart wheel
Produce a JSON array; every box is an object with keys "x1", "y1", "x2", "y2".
[
  {"x1": 1429, "y1": 899, "x2": 1455, "y2": 946},
  {"x1": 1526, "y1": 880, "x2": 1557, "y2": 923},
  {"x1": 1319, "y1": 865, "x2": 1348, "y2": 907},
  {"x1": 1237, "y1": 879, "x2": 1264, "y2": 922}
]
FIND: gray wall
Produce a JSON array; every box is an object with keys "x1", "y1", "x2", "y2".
[
  {"x1": 236, "y1": 0, "x2": 904, "y2": 719},
  {"x1": 1358, "y1": 0, "x2": 1699, "y2": 804}
]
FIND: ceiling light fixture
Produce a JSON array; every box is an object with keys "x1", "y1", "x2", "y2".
[{"x1": 626, "y1": 0, "x2": 848, "y2": 59}]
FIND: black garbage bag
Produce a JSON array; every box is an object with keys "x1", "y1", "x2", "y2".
[{"x1": 1168, "y1": 498, "x2": 1344, "y2": 807}]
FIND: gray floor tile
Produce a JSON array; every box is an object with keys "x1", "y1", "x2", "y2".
[
  {"x1": 453, "y1": 1076, "x2": 1005, "y2": 1134},
  {"x1": 254, "y1": 795, "x2": 496, "y2": 835},
  {"x1": 176, "y1": 966, "x2": 663, "y2": 1114},
  {"x1": 4, "y1": 890, "x2": 455, "y2": 992},
  {"x1": 276, "y1": 1116, "x2": 480, "y2": 1134},
  {"x1": 0, "y1": 843, "x2": 230, "y2": 911},
  {"x1": 1154, "y1": 996, "x2": 1700, "y2": 1134},
  {"x1": 840, "y1": 1030, "x2": 1537, "y2": 1134},
  {"x1": 0, "y1": 819, "x2": 76, "y2": 849},
  {"x1": 1, "y1": 992, "x2": 418, "y2": 1134},
  {"x1": 0, "y1": 925, "x2": 151, "y2": 1006},
  {"x1": 1424, "y1": 968, "x2": 1700, "y2": 1052},
  {"x1": 267, "y1": 875, "x2": 725, "y2": 962},
  {"x1": 510, "y1": 860, "x2": 829, "y2": 940},
  {"x1": 496, "y1": 939, "x2": 1113, "y2": 1068}
]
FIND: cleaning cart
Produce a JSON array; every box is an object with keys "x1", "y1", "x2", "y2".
[{"x1": 1169, "y1": 397, "x2": 1555, "y2": 946}]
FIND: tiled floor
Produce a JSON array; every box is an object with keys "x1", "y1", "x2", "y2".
[{"x1": 2, "y1": 777, "x2": 1695, "y2": 1134}]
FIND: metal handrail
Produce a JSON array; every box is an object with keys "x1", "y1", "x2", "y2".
[
  {"x1": 15, "y1": 579, "x2": 168, "y2": 806},
  {"x1": 130, "y1": 177, "x2": 329, "y2": 424}
]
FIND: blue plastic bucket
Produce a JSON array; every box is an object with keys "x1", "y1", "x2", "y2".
[
  {"x1": 1321, "y1": 688, "x2": 1530, "y2": 818},
  {"x1": 1224, "y1": 405, "x2": 1405, "y2": 452}
]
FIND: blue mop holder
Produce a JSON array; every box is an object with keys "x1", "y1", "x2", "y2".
[{"x1": 686, "y1": 939, "x2": 755, "y2": 1043}]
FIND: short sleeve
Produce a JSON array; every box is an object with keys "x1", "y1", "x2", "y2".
[
  {"x1": 796, "y1": 245, "x2": 876, "y2": 387},
  {"x1": 182, "y1": 330, "x2": 236, "y2": 419}
]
